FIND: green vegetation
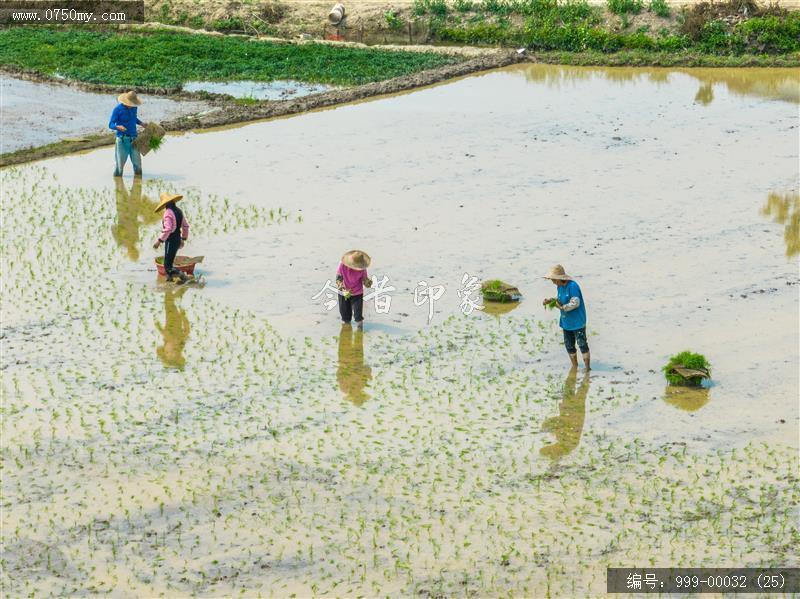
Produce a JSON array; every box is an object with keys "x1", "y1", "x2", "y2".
[
  {"x1": 663, "y1": 351, "x2": 711, "y2": 386},
  {"x1": 545, "y1": 298, "x2": 558, "y2": 310},
  {"x1": 148, "y1": 136, "x2": 164, "y2": 152},
  {"x1": 411, "y1": 0, "x2": 800, "y2": 56},
  {"x1": 481, "y1": 279, "x2": 522, "y2": 303},
  {"x1": 533, "y1": 48, "x2": 800, "y2": 66},
  {"x1": 0, "y1": 28, "x2": 462, "y2": 88},
  {"x1": 385, "y1": 10, "x2": 405, "y2": 30},
  {"x1": 607, "y1": 0, "x2": 643, "y2": 15},
  {"x1": 649, "y1": 0, "x2": 671, "y2": 18}
]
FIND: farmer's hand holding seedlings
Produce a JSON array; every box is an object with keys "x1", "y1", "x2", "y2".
[{"x1": 542, "y1": 297, "x2": 561, "y2": 310}]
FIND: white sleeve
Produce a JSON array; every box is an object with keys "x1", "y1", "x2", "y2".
[{"x1": 561, "y1": 296, "x2": 580, "y2": 312}]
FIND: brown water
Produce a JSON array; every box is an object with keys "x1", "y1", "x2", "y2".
[{"x1": 2, "y1": 65, "x2": 798, "y2": 596}]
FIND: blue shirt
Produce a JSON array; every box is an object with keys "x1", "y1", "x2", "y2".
[
  {"x1": 108, "y1": 103, "x2": 142, "y2": 138},
  {"x1": 557, "y1": 280, "x2": 587, "y2": 331}
]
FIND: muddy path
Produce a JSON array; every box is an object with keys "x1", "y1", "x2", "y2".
[{"x1": 0, "y1": 50, "x2": 517, "y2": 167}]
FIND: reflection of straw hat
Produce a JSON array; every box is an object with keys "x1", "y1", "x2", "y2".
[
  {"x1": 154, "y1": 192, "x2": 183, "y2": 213},
  {"x1": 118, "y1": 90, "x2": 142, "y2": 106},
  {"x1": 342, "y1": 250, "x2": 371, "y2": 270},
  {"x1": 544, "y1": 264, "x2": 573, "y2": 281}
]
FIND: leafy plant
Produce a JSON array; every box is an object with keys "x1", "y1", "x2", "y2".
[
  {"x1": 454, "y1": 0, "x2": 475, "y2": 12},
  {"x1": 607, "y1": 0, "x2": 644, "y2": 15},
  {"x1": 384, "y1": 10, "x2": 405, "y2": 30},
  {"x1": 662, "y1": 351, "x2": 711, "y2": 386},
  {"x1": 649, "y1": 0, "x2": 671, "y2": 18}
]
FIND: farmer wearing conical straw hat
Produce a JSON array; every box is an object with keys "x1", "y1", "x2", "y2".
[
  {"x1": 543, "y1": 264, "x2": 590, "y2": 370},
  {"x1": 109, "y1": 90, "x2": 148, "y2": 177},
  {"x1": 336, "y1": 250, "x2": 373, "y2": 328},
  {"x1": 153, "y1": 192, "x2": 190, "y2": 284}
]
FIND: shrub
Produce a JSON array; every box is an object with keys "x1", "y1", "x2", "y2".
[
  {"x1": 385, "y1": 10, "x2": 404, "y2": 30},
  {"x1": 654, "y1": 33, "x2": 689, "y2": 50},
  {"x1": 454, "y1": 0, "x2": 475, "y2": 11},
  {"x1": 414, "y1": 0, "x2": 449, "y2": 16},
  {"x1": 733, "y1": 13, "x2": 800, "y2": 53},
  {"x1": 650, "y1": 0, "x2": 670, "y2": 17},
  {"x1": 210, "y1": 17, "x2": 245, "y2": 32},
  {"x1": 607, "y1": 0, "x2": 644, "y2": 15},
  {"x1": 483, "y1": 0, "x2": 514, "y2": 15},
  {"x1": 663, "y1": 351, "x2": 711, "y2": 386},
  {"x1": 698, "y1": 19, "x2": 731, "y2": 52}
]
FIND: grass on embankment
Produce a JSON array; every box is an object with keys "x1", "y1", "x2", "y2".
[
  {"x1": 0, "y1": 27, "x2": 463, "y2": 88},
  {"x1": 413, "y1": 0, "x2": 800, "y2": 58},
  {"x1": 533, "y1": 49, "x2": 800, "y2": 66}
]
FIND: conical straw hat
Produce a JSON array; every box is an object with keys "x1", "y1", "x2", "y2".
[
  {"x1": 118, "y1": 90, "x2": 142, "y2": 106},
  {"x1": 154, "y1": 192, "x2": 183, "y2": 213},
  {"x1": 342, "y1": 250, "x2": 371, "y2": 270},
  {"x1": 544, "y1": 264, "x2": 573, "y2": 281}
]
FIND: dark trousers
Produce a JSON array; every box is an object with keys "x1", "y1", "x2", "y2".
[
  {"x1": 339, "y1": 294, "x2": 364, "y2": 323},
  {"x1": 563, "y1": 327, "x2": 589, "y2": 354},
  {"x1": 163, "y1": 237, "x2": 181, "y2": 277}
]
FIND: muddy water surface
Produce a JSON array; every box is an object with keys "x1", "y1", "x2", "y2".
[
  {"x1": 127, "y1": 64, "x2": 796, "y2": 445},
  {"x1": 2, "y1": 65, "x2": 798, "y2": 596},
  {"x1": 0, "y1": 75, "x2": 214, "y2": 153},
  {"x1": 182, "y1": 79, "x2": 335, "y2": 100}
]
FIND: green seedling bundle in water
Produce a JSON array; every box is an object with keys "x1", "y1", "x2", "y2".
[{"x1": 663, "y1": 350, "x2": 711, "y2": 386}]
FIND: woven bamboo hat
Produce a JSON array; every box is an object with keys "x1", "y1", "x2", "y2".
[
  {"x1": 118, "y1": 90, "x2": 142, "y2": 107},
  {"x1": 342, "y1": 250, "x2": 371, "y2": 271},
  {"x1": 154, "y1": 192, "x2": 183, "y2": 213},
  {"x1": 544, "y1": 264, "x2": 573, "y2": 281}
]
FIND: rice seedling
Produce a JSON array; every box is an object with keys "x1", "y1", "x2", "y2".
[{"x1": 663, "y1": 350, "x2": 711, "y2": 386}]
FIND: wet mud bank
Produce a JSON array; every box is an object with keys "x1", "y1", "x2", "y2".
[{"x1": 0, "y1": 51, "x2": 517, "y2": 167}]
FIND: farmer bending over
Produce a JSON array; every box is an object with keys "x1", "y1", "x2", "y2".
[
  {"x1": 109, "y1": 90, "x2": 147, "y2": 177},
  {"x1": 336, "y1": 250, "x2": 373, "y2": 329},
  {"x1": 543, "y1": 264, "x2": 590, "y2": 370},
  {"x1": 153, "y1": 192, "x2": 190, "y2": 284}
]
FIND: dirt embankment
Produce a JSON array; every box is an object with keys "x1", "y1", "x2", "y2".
[
  {"x1": 0, "y1": 50, "x2": 519, "y2": 167},
  {"x1": 142, "y1": 0, "x2": 800, "y2": 46}
]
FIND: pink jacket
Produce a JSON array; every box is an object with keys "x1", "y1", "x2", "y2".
[{"x1": 159, "y1": 208, "x2": 190, "y2": 242}]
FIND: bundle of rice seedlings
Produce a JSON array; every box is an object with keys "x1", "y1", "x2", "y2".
[
  {"x1": 663, "y1": 350, "x2": 711, "y2": 386},
  {"x1": 481, "y1": 280, "x2": 522, "y2": 303},
  {"x1": 545, "y1": 298, "x2": 558, "y2": 310},
  {"x1": 149, "y1": 135, "x2": 164, "y2": 152}
]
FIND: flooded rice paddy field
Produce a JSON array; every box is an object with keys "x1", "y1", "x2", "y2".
[
  {"x1": 0, "y1": 76, "x2": 214, "y2": 154},
  {"x1": 2, "y1": 65, "x2": 798, "y2": 596},
  {"x1": 182, "y1": 80, "x2": 335, "y2": 101}
]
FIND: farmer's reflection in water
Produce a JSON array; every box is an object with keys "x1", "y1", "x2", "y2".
[
  {"x1": 156, "y1": 287, "x2": 191, "y2": 369},
  {"x1": 337, "y1": 324, "x2": 372, "y2": 406},
  {"x1": 111, "y1": 177, "x2": 159, "y2": 260},
  {"x1": 761, "y1": 191, "x2": 800, "y2": 257},
  {"x1": 540, "y1": 369, "x2": 589, "y2": 461}
]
